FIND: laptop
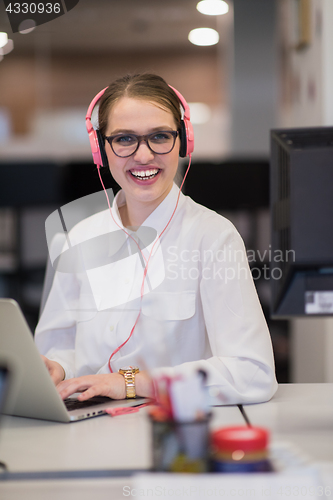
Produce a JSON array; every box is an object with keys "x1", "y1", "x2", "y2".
[{"x1": 0, "y1": 299, "x2": 150, "y2": 422}]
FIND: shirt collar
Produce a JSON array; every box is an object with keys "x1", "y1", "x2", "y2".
[{"x1": 112, "y1": 183, "x2": 185, "y2": 236}]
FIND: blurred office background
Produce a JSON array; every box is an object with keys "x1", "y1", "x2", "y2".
[{"x1": 0, "y1": 0, "x2": 333, "y2": 384}]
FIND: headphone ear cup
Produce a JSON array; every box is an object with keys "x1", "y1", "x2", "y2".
[
  {"x1": 179, "y1": 120, "x2": 187, "y2": 158},
  {"x1": 96, "y1": 129, "x2": 109, "y2": 168}
]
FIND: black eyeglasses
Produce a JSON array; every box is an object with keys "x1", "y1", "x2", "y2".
[{"x1": 104, "y1": 130, "x2": 179, "y2": 158}]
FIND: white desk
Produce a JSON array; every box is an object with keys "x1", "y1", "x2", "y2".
[
  {"x1": 243, "y1": 383, "x2": 333, "y2": 462},
  {"x1": 0, "y1": 406, "x2": 244, "y2": 474},
  {"x1": 0, "y1": 478, "x2": 130, "y2": 500},
  {"x1": 0, "y1": 384, "x2": 332, "y2": 500}
]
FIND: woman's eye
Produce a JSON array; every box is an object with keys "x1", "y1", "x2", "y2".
[
  {"x1": 150, "y1": 132, "x2": 171, "y2": 143},
  {"x1": 115, "y1": 135, "x2": 136, "y2": 145}
]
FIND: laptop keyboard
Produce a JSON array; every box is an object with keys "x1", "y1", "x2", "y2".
[{"x1": 64, "y1": 396, "x2": 112, "y2": 411}]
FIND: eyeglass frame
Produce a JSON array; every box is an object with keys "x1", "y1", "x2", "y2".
[{"x1": 103, "y1": 130, "x2": 179, "y2": 158}]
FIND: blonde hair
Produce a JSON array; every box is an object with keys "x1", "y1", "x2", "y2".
[{"x1": 98, "y1": 73, "x2": 182, "y2": 136}]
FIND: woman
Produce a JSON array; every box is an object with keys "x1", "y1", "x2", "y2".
[{"x1": 36, "y1": 73, "x2": 277, "y2": 404}]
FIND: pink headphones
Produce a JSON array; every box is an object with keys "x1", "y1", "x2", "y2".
[{"x1": 85, "y1": 84, "x2": 194, "y2": 168}]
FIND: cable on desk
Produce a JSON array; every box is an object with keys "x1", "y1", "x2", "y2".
[
  {"x1": 0, "y1": 460, "x2": 8, "y2": 472},
  {"x1": 237, "y1": 405, "x2": 252, "y2": 426}
]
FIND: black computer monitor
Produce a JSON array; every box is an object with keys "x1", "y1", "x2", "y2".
[{"x1": 270, "y1": 127, "x2": 333, "y2": 317}]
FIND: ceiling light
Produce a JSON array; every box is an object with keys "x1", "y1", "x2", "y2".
[
  {"x1": 0, "y1": 32, "x2": 8, "y2": 49},
  {"x1": 196, "y1": 0, "x2": 229, "y2": 16},
  {"x1": 0, "y1": 39, "x2": 14, "y2": 56},
  {"x1": 19, "y1": 19, "x2": 36, "y2": 34},
  {"x1": 188, "y1": 28, "x2": 219, "y2": 46}
]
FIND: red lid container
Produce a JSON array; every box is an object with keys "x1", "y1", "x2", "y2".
[{"x1": 211, "y1": 426, "x2": 269, "y2": 453}]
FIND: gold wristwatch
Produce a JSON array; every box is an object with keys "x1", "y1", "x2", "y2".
[{"x1": 118, "y1": 366, "x2": 140, "y2": 398}]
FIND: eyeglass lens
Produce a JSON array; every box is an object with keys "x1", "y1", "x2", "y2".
[{"x1": 111, "y1": 131, "x2": 176, "y2": 157}]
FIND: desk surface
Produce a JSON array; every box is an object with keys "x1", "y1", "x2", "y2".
[
  {"x1": 243, "y1": 383, "x2": 333, "y2": 462},
  {"x1": 0, "y1": 405, "x2": 244, "y2": 474},
  {"x1": 0, "y1": 384, "x2": 332, "y2": 477}
]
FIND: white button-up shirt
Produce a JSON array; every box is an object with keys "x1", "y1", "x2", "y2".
[{"x1": 35, "y1": 183, "x2": 277, "y2": 404}]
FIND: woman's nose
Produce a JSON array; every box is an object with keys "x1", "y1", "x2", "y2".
[{"x1": 133, "y1": 140, "x2": 155, "y2": 163}]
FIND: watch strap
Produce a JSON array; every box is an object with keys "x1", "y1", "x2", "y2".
[{"x1": 119, "y1": 367, "x2": 139, "y2": 399}]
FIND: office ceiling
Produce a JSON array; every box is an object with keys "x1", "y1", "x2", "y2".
[{"x1": 0, "y1": 0, "x2": 231, "y2": 54}]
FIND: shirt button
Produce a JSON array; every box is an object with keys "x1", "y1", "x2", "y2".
[
  {"x1": 125, "y1": 277, "x2": 130, "y2": 284},
  {"x1": 109, "y1": 325, "x2": 114, "y2": 332}
]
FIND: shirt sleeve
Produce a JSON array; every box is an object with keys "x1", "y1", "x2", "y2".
[
  {"x1": 152, "y1": 225, "x2": 278, "y2": 405},
  {"x1": 35, "y1": 268, "x2": 79, "y2": 380}
]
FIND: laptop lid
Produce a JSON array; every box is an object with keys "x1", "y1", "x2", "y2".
[{"x1": 0, "y1": 299, "x2": 149, "y2": 423}]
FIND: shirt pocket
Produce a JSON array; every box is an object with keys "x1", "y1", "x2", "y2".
[{"x1": 141, "y1": 291, "x2": 196, "y2": 321}]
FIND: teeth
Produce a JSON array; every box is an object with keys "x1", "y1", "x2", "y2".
[{"x1": 130, "y1": 169, "x2": 159, "y2": 179}]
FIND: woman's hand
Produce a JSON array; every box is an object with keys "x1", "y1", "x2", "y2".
[
  {"x1": 56, "y1": 370, "x2": 154, "y2": 401},
  {"x1": 57, "y1": 373, "x2": 126, "y2": 401},
  {"x1": 41, "y1": 355, "x2": 65, "y2": 385}
]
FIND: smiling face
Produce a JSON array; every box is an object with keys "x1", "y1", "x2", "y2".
[{"x1": 105, "y1": 97, "x2": 180, "y2": 218}]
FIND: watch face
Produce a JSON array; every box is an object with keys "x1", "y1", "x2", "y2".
[{"x1": 119, "y1": 366, "x2": 139, "y2": 373}]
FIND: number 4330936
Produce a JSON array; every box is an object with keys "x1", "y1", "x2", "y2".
[{"x1": 5, "y1": 2, "x2": 62, "y2": 15}]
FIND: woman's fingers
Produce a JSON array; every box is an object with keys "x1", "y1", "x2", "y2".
[
  {"x1": 57, "y1": 377, "x2": 92, "y2": 399},
  {"x1": 41, "y1": 356, "x2": 65, "y2": 385},
  {"x1": 57, "y1": 373, "x2": 126, "y2": 400}
]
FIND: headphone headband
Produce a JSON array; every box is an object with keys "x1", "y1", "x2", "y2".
[
  {"x1": 85, "y1": 83, "x2": 194, "y2": 167},
  {"x1": 168, "y1": 85, "x2": 190, "y2": 122}
]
